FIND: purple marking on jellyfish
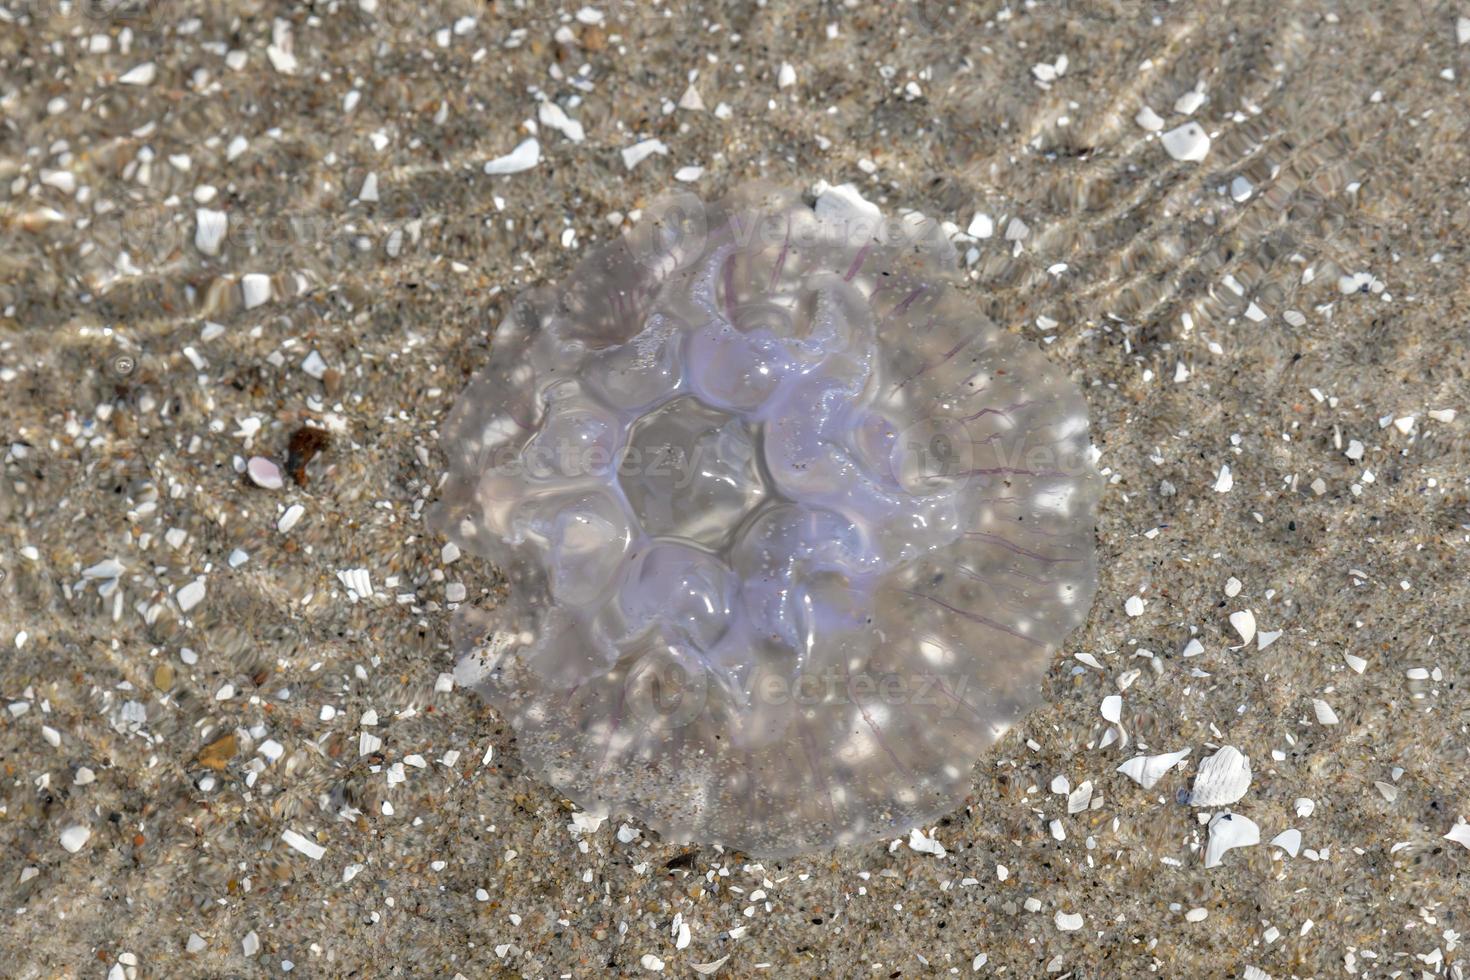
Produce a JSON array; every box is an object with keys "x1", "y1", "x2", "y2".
[
  {"x1": 721, "y1": 251, "x2": 741, "y2": 325},
  {"x1": 946, "y1": 559, "x2": 1049, "y2": 588},
  {"x1": 890, "y1": 333, "x2": 977, "y2": 394},
  {"x1": 430, "y1": 184, "x2": 1099, "y2": 856},
  {"x1": 963, "y1": 530, "x2": 1084, "y2": 564},
  {"x1": 802, "y1": 724, "x2": 841, "y2": 822},
  {"x1": 960, "y1": 398, "x2": 1036, "y2": 423},
  {"x1": 955, "y1": 466, "x2": 1069, "y2": 481},
  {"x1": 770, "y1": 216, "x2": 792, "y2": 290},
  {"x1": 595, "y1": 680, "x2": 628, "y2": 774},
  {"x1": 893, "y1": 286, "x2": 927, "y2": 315},
  {"x1": 933, "y1": 676, "x2": 986, "y2": 722},
  {"x1": 857, "y1": 704, "x2": 914, "y2": 777},
  {"x1": 900, "y1": 589, "x2": 1045, "y2": 647}
]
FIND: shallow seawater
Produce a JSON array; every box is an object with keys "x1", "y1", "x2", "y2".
[{"x1": 0, "y1": 2, "x2": 1462, "y2": 975}]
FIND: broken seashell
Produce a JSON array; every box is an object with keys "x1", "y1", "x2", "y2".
[
  {"x1": 1116, "y1": 748, "x2": 1191, "y2": 790},
  {"x1": 1269, "y1": 828, "x2": 1302, "y2": 857},
  {"x1": 1228, "y1": 609, "x2": 1256, "y2": 646},
  {"x1": 1188, "y1": 745, "x2": 1251, "y2": 806},
  {"x1": 246, "y1": 455, "x2": 285, "y2": 490},
  {"x1": 1066, "y1": 780, "x2": 1093, "y2": 814},
  {"x1": 1204, "y1": 811, "x2": 1259, "y2": 868}
]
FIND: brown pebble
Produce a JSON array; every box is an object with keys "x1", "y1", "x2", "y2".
[
  {"x1": 153, "y1": 662, "x2": 175, "y2": 690},
  {"x1": 196, "y1": 732, "x2": 238, "y2": 770},
  {"x1": 286, "y1": 425, "x2": 332, "y2": 486}
]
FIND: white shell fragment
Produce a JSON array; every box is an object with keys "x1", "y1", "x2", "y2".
[
  {"x1": 1189, "y1": 746, "x2": 1251, "y2": 806},
  {"x1": 1055, "y1": 911, "x2": 1084, "y2": 932},
  {"x1": 567, "y1": 809, "x2": 608, "y2": 836},
  {"x1": 620, "y1": 138, "x2": 669, "y2": 170},
  {"x1": 678, "y1": 85, "x2": 705, "y2": 112},
  {"x1": 118, "y1": 62, "x2": 157, "y2": 86},
  {"x1": 1312, "y1": 699, "x2": 1340, "y2": 725},
  {"x1": 814, "y1": 182, "x2": 881, "y2": 222},
  {"x1": 241, "y1": 273, "x2": 272, "y2": 309},
  {"x1": 1204, "y1": 811, "x2": 1259, "y2": 868},
  {"x1": 537, "y1": 101, "x2": 586, "y2": 143},
  {"x1": 278, "y1": 503, "x2": 305, "y2": 533},
  {"x1": 1269, "y1": 828, "x2": 1302, "y2": 858},
  {"x1": 483, "y1": 138, "x2": 541, "y2": 175},
  {"x1": 1161, "y1": 122, "x2": 1211, "y2": 162},
  {"x1": 1228, "y1": 609, "x2": 1256, "y2": 646},
  {"x1": 246, "y1": 456, "x2": 285, "y2": 489},
  {"x1": 1174, "y1": 88, "x2": 1206, "y2": 115},
  {"x1": 1445, "y1": 822, "x2": 1470, "y2": 851},
  {"x1": 280, "y1": 828, "x2": 326, "y2": 860},
  {"x1": 690, "y1": 957, "x2": 731, "y2": 976},
  {"x1": 195, "y1": 208, "x2": 228, "y2": 256},
  {"x1": 177, "y1": 577, "x2": 207, "y2": 613},
  {"x1": 1116, "y1": 748, "x2": 1191, "y2": 790},
  {"x1": 82, "y1": 558, "x2": 125, "y2": 580},
  {"x1": 60, "y1": 824, "x2": 92, "y2": 853},
  {"x1": 908, "y1": 827, "x2": 947, "y2": 857}
]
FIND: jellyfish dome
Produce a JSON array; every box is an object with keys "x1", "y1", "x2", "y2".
[{"x1": 431, "y1": 185, "x2": 1100, "y2": 854}]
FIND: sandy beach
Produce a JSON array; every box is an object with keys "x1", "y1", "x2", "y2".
[{"x1": 2, "y1": 1, "x2": 1469, "y2": 976}]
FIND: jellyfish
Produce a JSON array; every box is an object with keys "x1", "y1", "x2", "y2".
[{"x1": 431, "y1": 184, "x2": 1100, "y2": 855}]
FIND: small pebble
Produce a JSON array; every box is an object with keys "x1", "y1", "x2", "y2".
[{"x1": 60, "y1": 825, "x2": 91, "y2": 853}]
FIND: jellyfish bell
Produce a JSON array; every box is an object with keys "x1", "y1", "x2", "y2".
[{"x1": 431, "y1": 184, "x2": 1101, "y2": 855}]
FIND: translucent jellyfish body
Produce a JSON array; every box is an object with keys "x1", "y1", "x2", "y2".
[{"x1": 432, "y1": 185, "x2": 1100, "y2": 854}]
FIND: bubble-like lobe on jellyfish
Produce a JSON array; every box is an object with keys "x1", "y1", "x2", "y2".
[{"x1": 431, "y1": 185, "x2": 1100, "y2": 855}]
